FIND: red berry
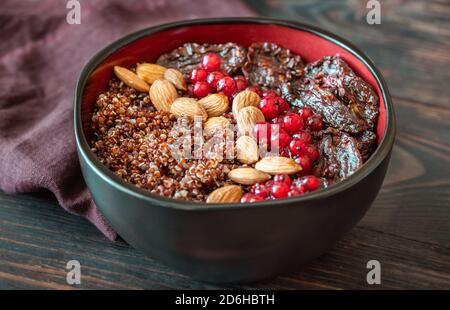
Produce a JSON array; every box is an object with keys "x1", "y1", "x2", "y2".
[
  {"x1": 278, "y1": 98, "x2": 290, "y2": 112},
  {"x1": 274, "y1": 174, "x2": 292, "y2": 186},
  {"x1": 293, "y1": 131, "x2": 313, "y2": 145},
  {"x1": 259, "y1": 96, "x2": 285, "y2": 120},
  {"x1": 304, "y1": 176, "x2": 320, "y2": 191},
  {"x1": 288, "y1": 138, "x2": 307, "y2": 156},
  {"x1": 304, "y1": 144, "x2": 319, "y2": 161},
  {"x1": 190, "y1": 68, "x2": 207, "y2": 83},
  {"x1": 264, "y1": 180, "x2": 274, "y2": 189},
  {"x1": 282, "y1": 112, "x2": 304, "y2": 134},
  {"x1": 262, "y1": 89, "x2": 278, "y2": 97},
  {"x1": 234, "y1": 75, "x2": 247, "y2": 92},
  {"x1": 292, "y1": 179, "x2": 307, "y2": 193},
  {"x1": 280, "y1": 147, "x2": 290, "y2": 157},
  {"x1": 246, "y1": 86, "x2": 262, "y2": 97},
  {"x1": 241, "y1": 193, "x2": 265, "y2": 203},
  {"x1": 288, "y1": 188, "x2": 304, "y2": 197},
  {"x1": 206, "y1": 71, "x2": 224, "y2": 91},
  {"x1": 193, "y1": 81, "x2": 211, "y2": 98},
  {"x1": 251, "y1": 183, "x2": 270, "y2": 198},
  {"x1": 294, "y1": 155, "x2": 312, "y2": 175},
  {"x1": 254, "y1": 195, "x2": 265, "y2": 202},
  {"x1": 240, "y1": 193, "x2": 252, "y2": 203},
  {"x1": 253, "y1": 122, "x2": 271, "y2": 142},
  {"x1": 308, "y1": 116, "x2": 323, "y2": 131},
  {"x1": 216, "y1": 76, "x2": 237, "y2": 97},
  {"x1": 271, "y1": 182, "x2": 290, "y2": 199},
  {"x1": 298, "y1": 107, "x2": 314, "y2": 120},
  {"x1": 201, "y1": 53, "x2": 221, "y2": 72},
  {"x1": 271, "y1": 128, "x2": 291, "y2": 149},
  {"x1": 271, "y1": 115, "x2": 284, "y2": 129}
]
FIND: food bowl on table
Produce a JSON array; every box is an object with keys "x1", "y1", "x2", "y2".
[{"x1": 74, "y1": 17, "x2": 395, "y2": 283}]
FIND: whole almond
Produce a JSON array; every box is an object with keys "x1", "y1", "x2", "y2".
[
  {"x1": 204, "y1": 116, "x2": 231, "y2": 136},
  {"x1": 232, "y1": 90, "x2": 261, "y2": 118},
  {"x1": 136, "y1": 63, "x2": 166, "y2": 84},
  {"x1": 206, "y1": 185, "x2": 243, "y2": 203},
  {"x1": 236, "y1": 106, "x2": 265, "y2": 136},
  {"x1": 164, "y1": 68, "x2": 187, "y2": 91},
  {"x1": 170, "y1": 97, "x2": 208, "y2": 121},
  {"x1": 198, "y1": 94, "x2": 229, "y2": 117},
  {"x1": 149, "y1": 79, "x2": 178, "y2": 112},
  {"x1": 236, "y1": 136, "x2": 259, "y2": 164},
  {"x1": 113, "y1": 66, "x2": 149, "y2": 92},
  {"x1": 228, "y1": 167, "x2": 271, "y2": 185},
  {"x1": 255, "y1": 156, "x2": 302, "y2": 175}
]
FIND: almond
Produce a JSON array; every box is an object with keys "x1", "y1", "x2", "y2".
[
  {"x1": 236, "y1": 106, "x2": 265, "y2": 136},
  {"x1": 228, "y1": 167, "x2": 271, "y2": 185},
  {"x1": 136, "y1": 63, "x2": 167, "y2": 84},
  {"x1": 113, "y1": 66, "x2": 150, "y2": 92},
  {"x1": 232, "y1": 90, "x2": 261, "y2": 118},
  {"x1": 149, "y1": 79, "x2": 178, "y2": 112},
  {"x1": 170, "y1": 97, "x2": 208, "y2": 121},
  {"x1": 236, "y1": 136, "x2": 259, "y2": 164},
  {"x1": 164, "y1": 68, "x2": 187, "y2": 91},
  {"x1": 204, "y1": 116, "x2": 231, "y2": 136},
  {"x1": 198, "y1": 93, "x2": 229, "y2": 117},
  {"x1": 206, "y1": 185, "x2": 243, "y2": 203},
  {"x1": 255, "y1": 156, "x2": 302, "y2": 175}
]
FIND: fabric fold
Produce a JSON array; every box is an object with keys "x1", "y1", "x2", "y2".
[{"x1": 0, "y1": 0, "x2": 255, "y2": 240}]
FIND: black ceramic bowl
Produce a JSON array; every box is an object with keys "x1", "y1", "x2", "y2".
[{"x1": 74, "y1": 18, "x2": 395, "y2": 283}]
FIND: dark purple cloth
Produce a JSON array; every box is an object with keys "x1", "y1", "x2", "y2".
[{"x1": 0, "y1": 0, "x2": 255, "y2": 240}]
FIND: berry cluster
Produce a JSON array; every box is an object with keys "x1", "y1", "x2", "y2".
[
  {"x1": 188, "y1": 53, "x2": 326, "y2": 202},
  {"x1": 252, "y1": 105, "x2": 322, "y2": 176},
  {"x1": 241, "y1": 174, "x2": 322, "y2": 202},
  {"x1": 188, "y1": 53, "x2": 247, "y2": 100}
]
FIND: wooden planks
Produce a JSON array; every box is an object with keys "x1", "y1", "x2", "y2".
[
  {"x1": 360, "y1": 96, "x2": 450, "y2": 245},
  {"x1": 0, "y1": 191, "x2": 449, "y2": 289},
  {"x1": 246, "y1": 0, "x2": 450, "y2": 108}
]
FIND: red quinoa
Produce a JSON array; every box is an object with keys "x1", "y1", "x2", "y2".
[{"x1": 90, "y1": 79, "x2": 239, "y2": 202}]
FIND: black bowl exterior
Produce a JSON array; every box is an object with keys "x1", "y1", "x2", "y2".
[
  {"x1": 75, "y1": 18, "x2": 395, "y2": 283},
  {"x1": 78, "y1": 150, "x2": 391, "y2": 283}
]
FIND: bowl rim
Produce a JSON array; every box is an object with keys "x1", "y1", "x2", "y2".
[{"x1": 74, "y1": 17, "x2": 396, "y2": 211}]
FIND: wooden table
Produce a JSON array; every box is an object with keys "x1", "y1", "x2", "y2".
[{"x1": 0, "y1": 0, "x2": 449, "y2": 289}]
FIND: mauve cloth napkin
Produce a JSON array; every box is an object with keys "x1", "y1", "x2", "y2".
[{"x1": 0, "y1": 0, "x2": 255, "y2": 240}]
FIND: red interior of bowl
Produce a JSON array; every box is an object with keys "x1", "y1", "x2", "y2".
[{"x1": 82, "y1": 23, "x2": 386, "y2": 143}]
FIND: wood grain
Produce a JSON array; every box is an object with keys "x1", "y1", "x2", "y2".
[
  {"x1": 361, "y1": 97, "x2": 450, "y2": 245},
  {"x1": 0, "y1": 192, "x2": 449, "y2": 289},
  {"x1": 0, "y1": 0, "x2": 449, "y2": 289},
  {"x1": 246, "y1": 0, "x2": 450, "y2": 108}
]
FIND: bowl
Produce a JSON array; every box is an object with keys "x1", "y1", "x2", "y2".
[{"x1": 74, "y1": 17, "x2": 395, "y2": 283}]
